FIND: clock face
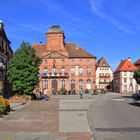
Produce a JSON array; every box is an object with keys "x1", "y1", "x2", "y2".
[{"x1": 51, "y1": 40, "x2": 57, "y2": 46}]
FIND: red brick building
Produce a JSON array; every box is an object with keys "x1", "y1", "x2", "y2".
[{"x1": 33, "y1": 25, "x2": 96, "y2": 94}]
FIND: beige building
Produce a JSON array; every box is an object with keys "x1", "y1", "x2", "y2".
[
  {"x1": 96, "y1": 57, "x2": 113, "y2": 90},
  {"x1": 113, "y1": 58, "x2": 139, "y2": 94}
]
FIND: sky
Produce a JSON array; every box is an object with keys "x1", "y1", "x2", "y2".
[{"x1": 0, "y1": 0, "x2": 140, "y2": 70}]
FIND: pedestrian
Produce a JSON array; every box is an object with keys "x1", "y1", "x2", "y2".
[
  {"x1": 44, "y1": 89, "x2": 48, "y2": 101},
  {"x1": 40, "y1": 88, "x2": 44, "y2": 99},
  {"x1": 80, "y1": 88, "x2": 83, "y2": 99}
]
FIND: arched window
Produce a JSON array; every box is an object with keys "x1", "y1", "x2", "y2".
[
  {"x1": 79, "y1": 67, "x2": 83, "y2": 75},
  {"x1": 123, "y1": 85, "x2": 127, "y2": 92},
  {"x1": 79, "y1": 80, "x2": 83, "y2": 89},
  {"x1": 61, "y1": 80, "x2": 66, "y2": 89},
  {"x1": 43, "y1": 80, "x2": 48, "y2": 89}
]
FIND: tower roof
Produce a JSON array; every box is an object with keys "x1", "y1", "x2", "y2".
[{"x1": 47, "y1": 25, "x2": 63, "y2": 33}]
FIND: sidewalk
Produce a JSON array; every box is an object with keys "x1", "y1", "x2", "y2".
[{"x1": 0, "y1": 98, "x2": 91, "y2": 140}]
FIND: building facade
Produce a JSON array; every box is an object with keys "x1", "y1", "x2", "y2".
[
  {"x1": 113, "y1": 58, "x2": 139, "y2": 94},
  {"x1": 33, "y1": 25, "x2": 96, "y2": 94},
  {"x1": 96, "y1": 57, "x2": 113, "y2": 90},
  {"x1": 0, "y1": 20, "x2": 13, "y2": 97}
]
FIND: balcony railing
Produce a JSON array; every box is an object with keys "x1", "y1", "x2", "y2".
[
  {"x1": 99, "y1": 75, "x2": 110, "y2": 78},
  {"x1": 99, "y1": 82, "x2": 110, "y2": 84},
  {"x1": 40, "y1": 72, "x2": 69, "y2": 78}
]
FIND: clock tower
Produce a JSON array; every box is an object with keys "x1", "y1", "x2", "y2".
[{"x1": 46, "y1": 25, "x2": 65, "y2": 51}]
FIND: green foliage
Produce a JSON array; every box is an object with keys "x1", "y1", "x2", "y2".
[
  {"x1": 7, "y1": 42, "x2": 40, "y2": 95},
  {"x1": 60, "y1": 87, "x2": 67, "y2": 95},
  {"x1": 134, "y1": 70, "x2": 140, "y2": 85},
  {"x1": 0, "y1": 104, "x2": 5, "y2": 114}
]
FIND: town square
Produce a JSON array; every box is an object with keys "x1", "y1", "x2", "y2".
[{"x1": 0, "y1": 0, "x2": 140, "y2": 140}]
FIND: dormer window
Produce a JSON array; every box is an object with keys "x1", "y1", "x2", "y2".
[
  {"x1": 62, "y1": 59, "x2": 65, "y2": 63},
  {"x1": 44, "y1": 59, "x2": 47, "y2": 63}
]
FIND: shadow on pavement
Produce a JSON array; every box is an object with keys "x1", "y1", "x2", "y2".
[
  {"x1": 122, "y1": 95, "x2": 133, "y2": 99},
  {"x1": 129, "y1": 102, "x2": 140, "y2": 108}
]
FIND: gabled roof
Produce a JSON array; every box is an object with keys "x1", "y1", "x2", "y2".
[
  {"x1": 115, "y1": 59, "x2": 138, "y2": 72},
  {"x1": 32, "y1": 44, "x2": 47, "y2": 58},
  {"x1": 33, "y1": 42, "x2": 96, "y2": 59},
  {"x1": 96, "y1": 57, "x2": 110, "y2": 67}
]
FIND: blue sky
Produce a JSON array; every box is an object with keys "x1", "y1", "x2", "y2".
[{"x1": 0, "y1": 0, "x2": 140, "y2": 70}]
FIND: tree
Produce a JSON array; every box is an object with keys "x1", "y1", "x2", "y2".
[
  {"x1": 7, "y1": 42, "x2": 40, "y2": 95},
  {"x1": 134, "y1": 70, "x2": 140, "y2": 85}
]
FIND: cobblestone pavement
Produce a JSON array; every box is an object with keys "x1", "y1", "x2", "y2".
[{"x1": 0, "y1": 96, "x2": 92, "y2": 140}]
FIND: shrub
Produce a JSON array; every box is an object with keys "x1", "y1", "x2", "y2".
[
  {"x1": 60, "y1": 88, "x2": 67, "y2": 95},
  {"x1": 85, "y1": 89, "x2": 89, "y2": 94},
  {"x1": 0, "y1": 95, "x2": 11, "y2": 115},
  {"x1": 101, "y1": 89, "x2": 106, "y2": 94},
  {"x1": 0, "y1": 104, "x2": 5, "y2": 114}
]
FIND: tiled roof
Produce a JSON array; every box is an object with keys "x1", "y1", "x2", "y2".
[
  {"x1": 65, "y1": 43, "x2": 96, "y2": 58},
  {"x1": 33, "y1": 42, "x2": 96, "y2": 59},
  {"x1": 96, "y1": 57, "x2": 110, "y2": 67},
  {"x1": 115, "y1": 59, "x2": 138, "y2": 72},
  {"x1": 32, "y1": 44, "x2": 47, "y2": 58}
]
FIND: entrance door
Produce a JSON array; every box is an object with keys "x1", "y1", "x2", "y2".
[
  {"x1": 52, "y1": 80, "x2": 58, "y2": 94},
  {"x1": 71, "y1": 80, "x2": 75, "y2": 91}
]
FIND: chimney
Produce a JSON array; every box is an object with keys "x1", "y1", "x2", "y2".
[
  {"x1": 0, "y1": 20, "x2": 4, "y2": 29},
  {"x1": 128, "y1": 57, "x2": 131, "y2": 62}
]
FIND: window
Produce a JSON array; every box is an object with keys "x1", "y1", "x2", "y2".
[
  {"x1": 70, "y1": 67, "x2": 75, "y2": 75},
  {"x1": 70, "y1": 59, "x2": 74, "y2": 62},
  {"x1": 44, "y1": 67, "x2": 48, "y2": 73},
  {"x1": 79, "y1": 59, "x2": 82, "y2": 62},
  {"x1": 52, "y1": 67, "x2": 57, "y2": 73},
  {"x1": 71, "y1": 79, "x2": 75, "y2": 84},
  {"x1": 61, "y1": 80, "x2": 66, "y2": 88},
  {"x1": 124, "y1": 71, "x2": 127, "y2": 76},
  {"x1": 62, "y1": 59, "x2": 65, "y2": 63},
  {"x1": 87, "y1": 79, "x2": 91, "y2": 84},
  {"x1": 130, "y1": 72, "x2": 133, "y2": 76},
  {"x1": 87, "y1": 67, "x2": 91, "y2": 75},
  {"x1": 87, "y1": 79, "x2": 91, "y2": 89},
  {"x1": 79, "y1": 80, "x2": 83, "y2": 89},
  {"x1": 124, "y1": 78, "x2": 127, "y2": 83},
  {"x1": 43, "y1": 80, "x2": 48, "y2": 89},
  {"x1": 61, "y1": 67, "x2": 66, "y2": 74},
  {"x1": 87, "y1": 59, "x2": 90, "y2": 62},
  {"x1": 44, "y1": 59, "x2": 47, "y2": 63},
  {"x1": 79, "y1": 67, "x2": 83, "y2": 75},
  {"x1": 130, "y1": 78, "x2": 133, "y2": 83}
]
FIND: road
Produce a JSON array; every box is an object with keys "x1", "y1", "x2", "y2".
[{"x1": 88, "y1": 93, "x2": 140, "y2": 140}]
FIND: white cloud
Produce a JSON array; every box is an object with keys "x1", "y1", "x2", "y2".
[{"x1": 89, "y1": 0, "x2": 134, "y2": 34}]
